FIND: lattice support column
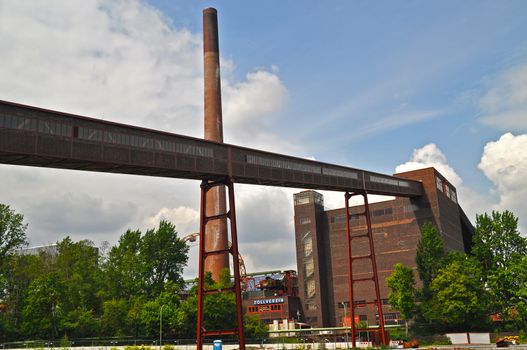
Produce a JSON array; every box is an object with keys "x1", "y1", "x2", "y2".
[
  {"x1": 197, "y1": 177, "x2": 245, "y2": 350},
  {"x1": 345, "y1": 191, "x2": 387, "y2": 347}
]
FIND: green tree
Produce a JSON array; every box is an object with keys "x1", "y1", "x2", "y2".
[
  {"x1": 103, "y1": 230, "x2": 144, "y2": 299},
  {"x1": 386, "y1": 263, "x2": 417, "y2": 321},
  {"x1": 100, "y1": 298, "x2": 129, "y2": 337},
  {"x1": 416, "y1": 223, "x2": 446, "y2": 296},
  {"x1": 174, "y1": 269, "x2": 236, "y2": 339},
  {"x1": 472, "y1": 211, "x2": 527, "y2": 273},
  {"x1": 127, "y1": 295, "x2": 146, "y2": 338},
  {"x1": 0, "y1": 204, "x2": 28, "y2": 268},
  {"x1": 1, "y1": 253, "x2": 50, "y2": 340},
  {"x1": 423, "y1": 254, "x2": 487, "y2": 331},
  {"x1": 140, "y1": 220, "x2": 188, "y2": 298},
  {"x1": 472, "y1": 211, "x2": 527, "y2": 321},
  {"x1": 21, "y1": 272, "x2": 64, "y2": 339},
  {"x1": 507, "y1": 256, "x2": 527, "y2": 329},
  {"x1": 0, "y1": 204, "x2": 28, "y2": 308},
  {"x1": 244, "y1": 314, "x2": 268, "y2": 339},
  {"x1": 56, "y1": 238, "x2": 103, "y2": 317},
  {"x1": 140, "y1": 281, "x2": 181, "y2": 337},
  {"x1": 61, "y1": 306, "x2": 99, "y2": 338}
]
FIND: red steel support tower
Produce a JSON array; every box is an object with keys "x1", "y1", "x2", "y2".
[
  {"x1": 197, "y1": 178, "x2": 245, "y2": 350},
  {"x1": 345, "y1": 192, "x2": 387, "y2": 347}
]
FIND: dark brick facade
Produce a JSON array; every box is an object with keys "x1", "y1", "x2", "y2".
[{"x1": 293, "y1": 167, "x2": 474, "y2": 328}]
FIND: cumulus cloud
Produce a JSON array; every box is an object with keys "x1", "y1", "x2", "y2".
[
  {"x1": 144, "y1": 206, "x2": 200, "y2": 235},
  {"x1": 479, "y1": 133, "x2": 527, "y2": 231},
  {"x1": 222, "y1": 69, "x2": 297, "y2": 154},
  {"x1": 478, "y1": 64, "x2": 527, "y2": 131},
  {"x1": 223, "y1": 68, "x2": 288, "y2": 127},
  {"x1": 0, "y1": 1, "x2": 295, "y2": 278},
  {"x1": 396, "y1": 143, "x2": 491, "y2": 222},
  {"x1": 396, "y1": 144, "x2": 462, "y2": 186}
]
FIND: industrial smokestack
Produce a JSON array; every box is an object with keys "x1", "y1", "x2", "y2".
[{"x1": 202, "y1": 7, "x2": 229, "y2": 281}]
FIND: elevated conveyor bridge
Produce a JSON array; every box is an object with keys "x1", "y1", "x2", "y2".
[{"x1": 0, "y1": 99, "x2": 422, "y2": 197}]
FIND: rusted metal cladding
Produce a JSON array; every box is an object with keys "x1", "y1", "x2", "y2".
[
  {"x1": 203, "y1": 8, "x2": 229, "y2": 280},
  {"x1": 0, "y1": 100, "x2": 423, "y2": 196}
]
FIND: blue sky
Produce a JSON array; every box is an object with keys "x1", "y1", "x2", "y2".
[
  {"x1": 1, "y1": 1, "x2": 526, "y2": 277},
  {"x1": 150, "y1": 0, "x2": 526, "y2": 187}
]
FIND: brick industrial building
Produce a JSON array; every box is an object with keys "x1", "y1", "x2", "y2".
[{"x1": 293, "y1": 167, "x2": 474, "y2": 328}]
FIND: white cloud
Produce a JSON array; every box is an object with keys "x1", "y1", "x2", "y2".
[
  {"x1": 223, "y1": 69, "x2": 288, "y2": 127},
  {"x1": 479, "y1": 133, "x2": 527, "y2": 232},
  {"x1": 396, "y1": 144, "x2": 462, "y2": 186},
  {"x1": 396, "y1": 143, "x2": 491, "y2": 222},
  {"x1": 0, "y1": 1, "x2": 294, "y2": 279},
  {"x1": 144, "y1": 206, "x2": 200, "y2": 235},
  {"x1": 478, "y1": 64, "x2": 527, "y2": 131}
]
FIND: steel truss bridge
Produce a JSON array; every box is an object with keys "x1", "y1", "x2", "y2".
[{"x1": 0, "y1": 100, "x2": 422, "y2": 197}]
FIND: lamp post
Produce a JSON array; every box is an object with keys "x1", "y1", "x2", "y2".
[
  {"x1": 341, "y1": 302, "x2": 349, "y2": 349},
  {"x1": 159, "y1": 305, "x2": 166, "y2": 350}
]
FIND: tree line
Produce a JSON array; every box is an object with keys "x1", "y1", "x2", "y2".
[
  {"x1": 0, "y1": 204, "x2": 265, "y2": 342},
  {"x1": 387, "y1": 211, "x2": 527, "y2": 335}
]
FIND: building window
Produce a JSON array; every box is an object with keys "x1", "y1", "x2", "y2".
[
  {"x1": 304, "y1": 259, "x2": 314, "y2": 277},
  {"x1": 306, "y1": 303, "x2": 317, "y2": 311},
  {"x1": 303, "y1": 237, "x2": 313, "y2": 257},
  {"x1": 248, "y1": 306, "x2": 258, "y2": 313},
  {"x1": 404, "y1": 203, "x2": 419, "y2": 212},
  {"x1": 376, "y1": 312, "x2": 402, "y2": 325},
  {"x1": 353, "y1": 300, "x2": 366, "y2": 307},
  {"x1": 295, "y1": 197, "x2": 310, "y2": 205},
  {"x1": 330, "y1": 215, "x2": 344, "y2": 223},
  {"x1": 299, "y1": 217, "x2": 311, "y2": 225},
  {"x1": 372, "y1": 208, "x2": 393, "y2": 217},
  {"x1": 271, "y1": 304, "x2": 282, "y2": 311},
  {"x1": 451, "y1": 190, "x2": 457, "y2": 203},
  {"x1": 372, "y1": 209, "x2": 384, "y2": 217},
  {"x1": 436, "y1": 177, "x2": 443, "y2": 192},
  {"x1": 359, "y1": 315, "x2": 368, "y2": 321},
  {"x1": 306, "y1": 279, "x2": 316, "y2": 298}
]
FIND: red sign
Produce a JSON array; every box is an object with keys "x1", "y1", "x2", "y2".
[{"x1": 342, "y1": 315, "x2": 360, "y2": 326}]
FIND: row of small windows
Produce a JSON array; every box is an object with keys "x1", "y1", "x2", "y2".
[
  {"x1": 294, "y1": 193, "x2": 324, "y2": 206},
  {"x1": 370, "y1": 175, "x2": 410, "y2": 188},
  {"x1": 247, "y1": 304, "x2": 282, "y2": 313},
  {"x1": 299, "y1": 217, "x2": 311, "y2": 225},
  {"x1": 0, "y1": 114, "x2": 214, "y2": 158},
  {"x1": 372, "y1": 207, "x2": 393, "y2": 217},
  {"x1": 436, "y1": 176, "x2": 457, "y2": 203},
  {"x1": 329, "y1": 208, "x2": 393, "y2": 224},
  {"x1": 376, "y1": 312, "x2": 404, "y2": 325},
  {"x1": 338, "y1": 299, "x2": 389, "y2": 308},
  {"x1": 0, "y1": 114, "x2": 71, "y2": 137},
  {"x1": 322, "y1": 167, "x2": 358, "y2": 179},
  {"x1": 246, "y1": 155, "x2": 360, "y2": 181},
  {"x1": 78, "y1": 126, "x2": 213, "y2": 157},
  {"x1": 330, "y1": 214, "x2": 359, "y2": 224},
  {"x1": 246, "y1": 154, "x2": 321, "y2": 174}
]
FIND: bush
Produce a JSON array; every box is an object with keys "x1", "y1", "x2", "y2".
[
  {"x1": 388, "y1": 327, "x2": 410, "y2": 341},
  {"x1": 417, "y1": 335, "x2": 451, "y2": 346}
]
